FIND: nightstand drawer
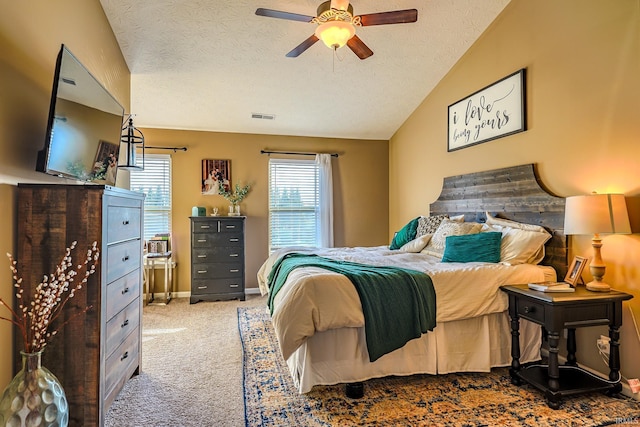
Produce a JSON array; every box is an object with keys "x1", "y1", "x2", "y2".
[{"x1": 517, "y1": 299, "x2": 545, "y2": 323}]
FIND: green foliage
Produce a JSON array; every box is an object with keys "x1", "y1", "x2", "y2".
[{"x1": 219, "y1": 182, "x2": 251, "y2": 205}]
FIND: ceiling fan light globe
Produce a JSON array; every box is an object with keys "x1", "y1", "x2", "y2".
[{"x1": 315, "y1": 21, "x2": 355, "y2": 49}]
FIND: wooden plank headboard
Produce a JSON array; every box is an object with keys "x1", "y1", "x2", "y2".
[{"x1": 429, "y1": 164, "x2": 568, "y2": 278}]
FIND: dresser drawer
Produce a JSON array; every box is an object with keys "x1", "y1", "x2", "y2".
[
  {"x1": 104, "y1": 325, "x2": 139, "y2": 399},
  {"x1": 192, "y1": 262, "x2": 243, "y2": 279},
  {"x1": 192, "y1": 233, "x2": 243, "y2": 248},
  {"x1": 517, "y1": 299, "x2": 545, "y2": 323},
  {"x1": 106, "y1": 239, "x2": 142, "y2": 283},
  {"x1": 105, "y1": 299, "x2": 140, "y2": 358},
  {"x1": 106, "y1": 205, "x2": 141, "y2": 244},
  {"x1": 192, "y1": 219, "x2": 244, "y2": 234},
  {"x1": 106, "y1": 269, "x2": 140, "y2": 319},
  {"x1": 192, "y1": 279, "x2": 243, "y2": 295},
  {"x1": 192, "y1": 247, "x2": 244, "y2": 262}
]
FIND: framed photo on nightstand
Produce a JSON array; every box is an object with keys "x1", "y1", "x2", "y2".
[{"x1": 565, "y1": 256, "x2": 588, "y2": 286}]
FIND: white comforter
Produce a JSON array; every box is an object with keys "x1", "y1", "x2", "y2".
[{"x1": 257, "y1": 246, "x2": 553, "y2": 360}]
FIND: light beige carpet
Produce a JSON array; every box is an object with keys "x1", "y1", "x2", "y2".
[{"x1": 105, "y1": 296, "x2": 264, "y2": 427}]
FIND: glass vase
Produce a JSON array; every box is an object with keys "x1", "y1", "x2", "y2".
[
  {"x1": 0, "y1": 351, "x2": 68, "y2": 427},
  {"x1": 234, "y1": 204, "x2": 241, "y2": 215}
]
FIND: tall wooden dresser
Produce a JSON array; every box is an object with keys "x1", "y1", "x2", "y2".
[
  {"x1": 16, "y1": 184, "x2": 144, "y2": 426},
  {"x1": 190, "y1": 216, "x2": 246, "y2": 303}
]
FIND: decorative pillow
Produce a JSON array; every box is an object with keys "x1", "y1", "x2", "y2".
[
  {"x1": 421, "y1": 219, "x2": 483, "y2": 258},
  {"x1": 497, "y1": 226, "x2": 551, "y2": 265},
  {"x1": 416, "y1": 215, "x2": 448, "y2": 237},
  {"x1": 442, "y1": 232, "x2": 502, "y2": 263},
  {"x1": 399, "y1": 234, "x2": 432, "y2": 253},
  {"x1": 485, "y1": 212, "x2": 547, "y2": 233},
  {"x1": 390, "y1": 217, "x2": 420, "y2": 250}
]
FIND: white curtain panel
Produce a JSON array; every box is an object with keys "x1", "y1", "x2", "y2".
[{"x1": 316, "y1": 153, "x2": 334, "y2": 248}]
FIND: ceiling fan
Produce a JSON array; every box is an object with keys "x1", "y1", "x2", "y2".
[{"x1": 255, "y1": 0, "x2": 418, "y2": 60}]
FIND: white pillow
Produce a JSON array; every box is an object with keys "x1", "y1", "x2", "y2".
[
  {"x1": 422, "y1": 219, "x2": 483, "y2": 258},
  {"x1": 399, "y1": 234, "x2": 432, "y2": 253},
  {"x1": 483, "y1": 218, "x2": 552, "y2": 265},
  {"x1": 485, "y1": 212, "x2": 547, "y2": 233}
]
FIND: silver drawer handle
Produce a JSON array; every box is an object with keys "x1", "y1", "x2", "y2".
[
  {"x1": 122, "y1": 287, "x2": 130, "y2": 295},
  {"x1": 197, "y1": 270, "x2": 208, "y2": 274},
  {"x1": 121, "y1": 319, "x2": 129, "y2": 328},
  {"x1": 122, "y1": 220, "x2": 130, "y2": 225},
  {"x1": 197, "y1": 239, "x2": 207, "y2": 243},
  {"x1": 121, "y1": 351, "x2": 129, "y2": 361},
  {"x1": 226, "y1": 225, "x2": 236, "y2": 229},
  {"x1": 229, "y1": 284, "x2": 239, "y2": 288},
  {"x1": 523, "y1": 306, "x2": 535, "y2": 314},
  {"x1": 200, "y1": 225, "x2": 211, "y2": 229},
  {"x1": 229, "y1": 238, "x2": 239, "y2": 242},
  {"x1": 229, "y1": 254, "x2": 239, "y2": 257},
  {"x1": 197, "y1": 286, "x2": 207, "y2": 290},
  {"x1": 197, "y1": 254, "x2": 207, "y2": 258},
  {"x1": 230, "y1": 269, "x2": 239, "y2": 273}
]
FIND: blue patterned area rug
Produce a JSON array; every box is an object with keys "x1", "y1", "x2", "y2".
[{"x1": 239, "y1": 307, "x2": 640, "y2": 426}]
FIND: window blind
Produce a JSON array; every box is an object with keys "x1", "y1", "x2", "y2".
[
  {"x1": 129, "y1": 154, "x2": 172, "y2": 241},
  {"x1": 268, "y1": 158, "x2": 319, "y2": 252}
]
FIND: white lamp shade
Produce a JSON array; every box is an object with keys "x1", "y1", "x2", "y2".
[{"x1": 564, "y1": 193, "x2": 631, "y2": 235}]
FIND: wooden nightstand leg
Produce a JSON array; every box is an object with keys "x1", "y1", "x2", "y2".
[
  {"x1": 508, "y1": 297, "x2": 522, "y2": 385},
  {"x1": 608, "y1": 326, "x2": 623, "y2": 394},
  {"x1": 546, "y1": 331, "x2": 562, "y2": 409},
  {"x1": 566, "y1": 328, "x2": 577, "y2": 366}
]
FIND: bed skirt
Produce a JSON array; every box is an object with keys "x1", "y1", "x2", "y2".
[{"x1": 286, "y1": 311, "x2": 541, "y2": 393}]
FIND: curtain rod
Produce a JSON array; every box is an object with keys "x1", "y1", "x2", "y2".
[
  {"x1": 147, "y1": 146, "x2": 188, "y2": 152},
  {"x1": 260, "y1": 150, "x2": 338, "y2": 157}
]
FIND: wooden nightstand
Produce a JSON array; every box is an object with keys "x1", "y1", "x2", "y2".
[{"x1": 500, "y1": 284, "x2": 633, "y2": 409}]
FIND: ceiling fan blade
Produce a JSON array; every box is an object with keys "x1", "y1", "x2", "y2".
[
  {"x1": 255, "y1": 8, "x2": 314, "y2": 23},
  {"x1": 286, "y1": 35, "x2": 320, "y2": 57},
  {"x1": 347, "y1": 35, "x2": 373, "y2": 60},
  {"x1": 359, "y1": 9, "x2": 418, "y2": 26}
]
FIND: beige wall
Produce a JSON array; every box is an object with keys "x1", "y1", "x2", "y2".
[
  {"x1": 391, "y1": 0, "x2": 640, "y2": 386},
  {"x1": 0, "y1": 0, "x2": 130, "y2": 389},
  {"x1": 139, "y1": 128, "x2": 389, "y2": 293}
]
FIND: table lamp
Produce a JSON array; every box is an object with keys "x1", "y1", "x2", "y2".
[{"x1": 564, "y1": 193, "x2": 631, "y2": 292}]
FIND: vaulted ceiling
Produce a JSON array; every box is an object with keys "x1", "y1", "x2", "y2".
[{"x1": 100, "y1": 0, "x2": 510, "y2": 140}]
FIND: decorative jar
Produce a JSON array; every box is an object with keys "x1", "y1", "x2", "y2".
[{"x1": 0, "y1": 351, "x2": 68, "y2": 427}]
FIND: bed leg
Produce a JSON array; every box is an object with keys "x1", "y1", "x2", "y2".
[{"x1": 345, "y1": 382, "x2": 364, "y2": 399}]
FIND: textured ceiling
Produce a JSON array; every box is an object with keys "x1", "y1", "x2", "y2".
[{"x1": 99, "y1": 0, "x2": 510, "y2": 140}]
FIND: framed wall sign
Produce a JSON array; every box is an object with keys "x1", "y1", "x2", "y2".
[{"x1": 447, "y1": 69, "x2": 526, "y2": 152}]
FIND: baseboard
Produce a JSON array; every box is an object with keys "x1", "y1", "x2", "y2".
[
  {"x1": 146, "y1": 287, "x2": 262, "y2": 300},
  {"x1": 540, "y1": 348, "x2": 640, "y2": 401}
]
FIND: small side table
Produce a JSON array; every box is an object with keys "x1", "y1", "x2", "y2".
[
  {"x1": 501, "y1": 284, "x2": 633, "y2": 409},
  {"x1": 144, "y1": 251, "x2": 174, "y2": 305}
]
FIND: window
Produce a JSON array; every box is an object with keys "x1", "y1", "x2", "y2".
[
  {"x1": 129, "y1": 154, "x2": 172, "y2": 241},
  {"x1": 268, "y1": 158, "x2": 319, "y2": 252}
]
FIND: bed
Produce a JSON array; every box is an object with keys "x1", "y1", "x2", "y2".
[{"x1": 257, "y1": 164, "x2": 567, "y2": 394}]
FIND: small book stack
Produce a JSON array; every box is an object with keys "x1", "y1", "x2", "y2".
[
  {"x1": 528, "y1": 282, "x2": 575, "y2": 292},
  {"x1": 148, "y1": 234, "x2": 169, "y2": 253}
]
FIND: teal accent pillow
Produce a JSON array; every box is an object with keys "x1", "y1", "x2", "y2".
[
  {"x1": 441, "y1": 232, "x2": 502, "y2": 263},
  {"x1": 390, "y1": 217, "x2": 420, "y2": 250}
]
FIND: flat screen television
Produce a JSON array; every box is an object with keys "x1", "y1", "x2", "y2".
[{"x1": 36, "y1": 44, "x2": 125, "y2": 185}]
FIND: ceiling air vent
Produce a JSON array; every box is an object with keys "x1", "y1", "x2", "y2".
[
  {"x1": 251, "y1": 113, "x2": 275, "y2": 120},
  {"x1": 61, "y1": 77, "x2": 76, "y2": 86}
]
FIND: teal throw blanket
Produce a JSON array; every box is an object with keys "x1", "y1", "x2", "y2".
[{"x1": 267, "y1": 253, "x2": 436, "y2": 362}]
